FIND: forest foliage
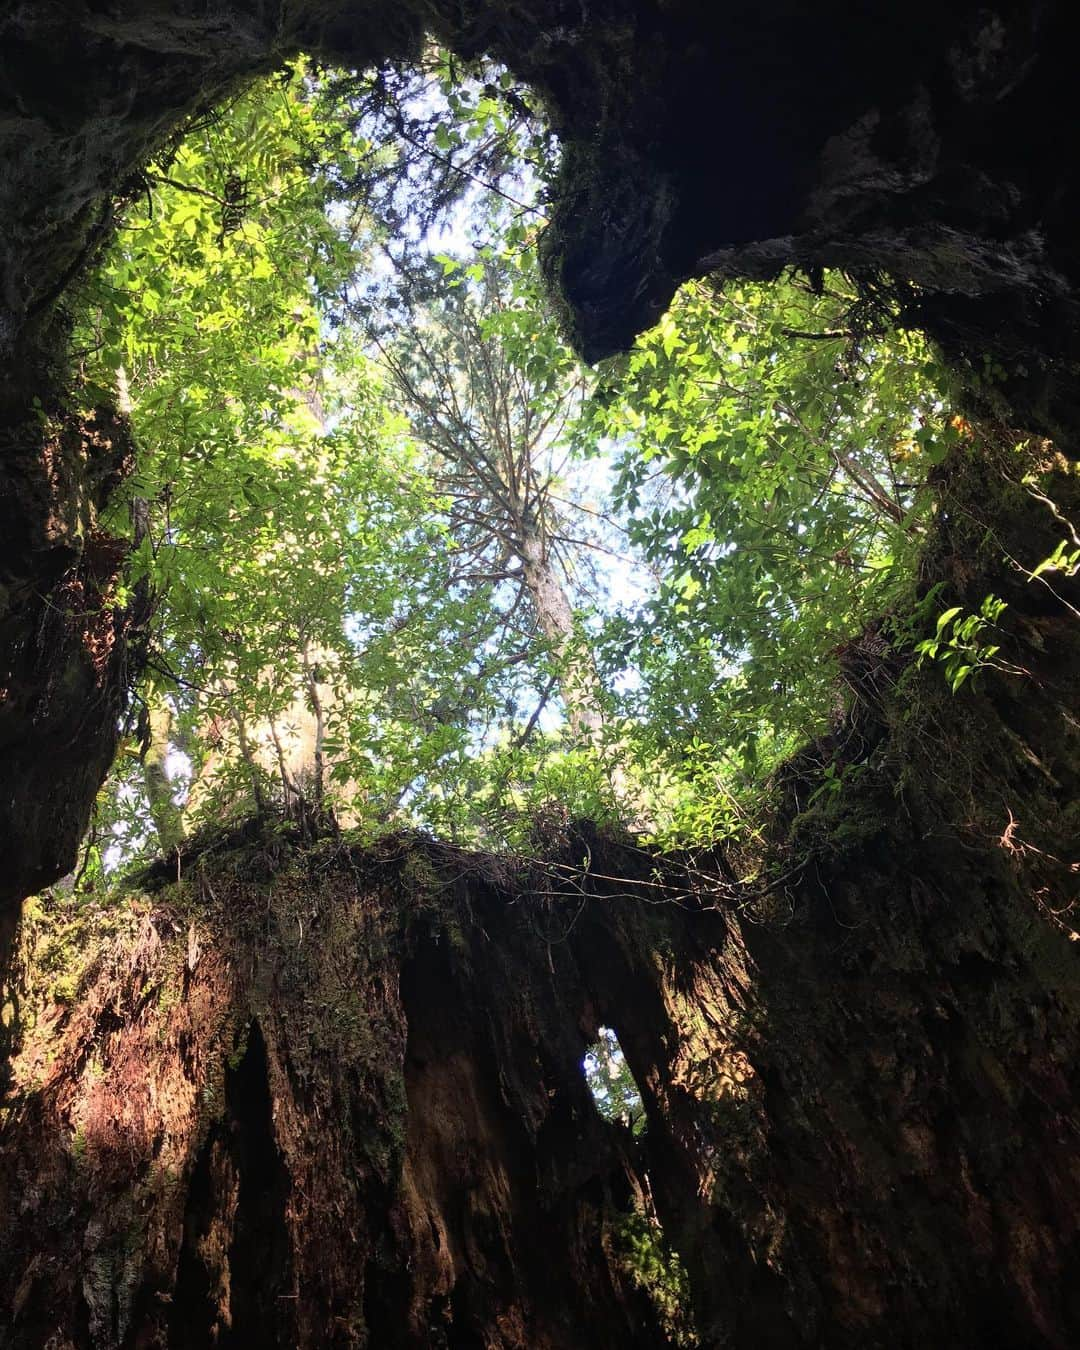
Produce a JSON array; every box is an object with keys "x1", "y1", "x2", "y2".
[{"x1": 64, "y1": 57, "x2": 999, "y2": 878}]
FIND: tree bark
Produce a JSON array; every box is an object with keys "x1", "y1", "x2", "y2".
[
  {"x1": 518, "y1": 527, "x2": 605, "y2": 742},
  {"x1": 142, "y1": 697, "x2": 185, "y2": 854},
  {"x1": 0, "y1": 832, "x2": 680, "y2": 1349}
]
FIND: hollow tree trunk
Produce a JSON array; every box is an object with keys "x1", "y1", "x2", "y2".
[
  {"x1": 1, "y1": 4, "x2": 1080, "y2": 1348},
  {"x1": 0, "y1": 832, "x2": 682, "y2": 1349}
]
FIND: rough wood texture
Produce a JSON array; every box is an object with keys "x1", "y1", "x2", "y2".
[
  {"x1": 0, "y1": 835, "x2": 676, "y2": 1348},
  {"x1": 1, "y1": 4, "x2": 1079, "y2": 1347}
]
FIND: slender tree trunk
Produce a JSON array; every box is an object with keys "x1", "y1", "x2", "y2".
[
  {"x1": 301, "y1": 641, "x2": 326, "y2": 813},
  {"x1": 142, "y1": 695, "x2": 185, "y2": 853},
  {"x1": 518, "y1": 527, "x2": 605, "y2": 741}
]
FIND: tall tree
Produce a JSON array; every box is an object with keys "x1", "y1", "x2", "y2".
[{"x1": 374, "y1": 249, "x2": 609, "y2": 742}]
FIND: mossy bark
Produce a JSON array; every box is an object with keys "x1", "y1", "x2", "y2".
[{"x1": 0, "y1": 834, "x2": 675, "y2": 1348}]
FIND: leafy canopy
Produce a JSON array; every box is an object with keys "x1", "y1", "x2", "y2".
[{"x1": 67, "y1": 56, "x2": 973, "y2": 875}]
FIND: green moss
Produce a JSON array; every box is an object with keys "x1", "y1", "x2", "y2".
[
  {"x1": 70, "y1": 1125, "x2": 88, "y2": 1162},
  {"x1": 614, "y1": 1211, "x2": 697, "y2": 1347},
  {"x1": 52, "y1": 973, "x2": 78, "y2": 1004},
  {"x1": 226, "y1": 1021, "x2": 252, "y2": 1071}
]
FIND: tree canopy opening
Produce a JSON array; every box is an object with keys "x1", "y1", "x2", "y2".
[{"x1": 62, "y1": 52, "x2": 1041, "y2": 886}]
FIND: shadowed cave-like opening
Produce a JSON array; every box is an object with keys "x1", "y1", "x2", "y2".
[{"x1": 169, "y1": 1023, "x2": 292, "y2": 1348}]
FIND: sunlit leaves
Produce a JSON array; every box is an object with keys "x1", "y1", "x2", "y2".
[
  {"x1": 69, "y1": 60, "x2": 967, "y2": 870},
  {"x1": 585, "y1": 273, "x2": 956, "y2": 818}
]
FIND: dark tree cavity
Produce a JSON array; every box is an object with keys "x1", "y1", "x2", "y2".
[{"x1": 1, "y1": 3, "x2": 1079, "y2": 1347}]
